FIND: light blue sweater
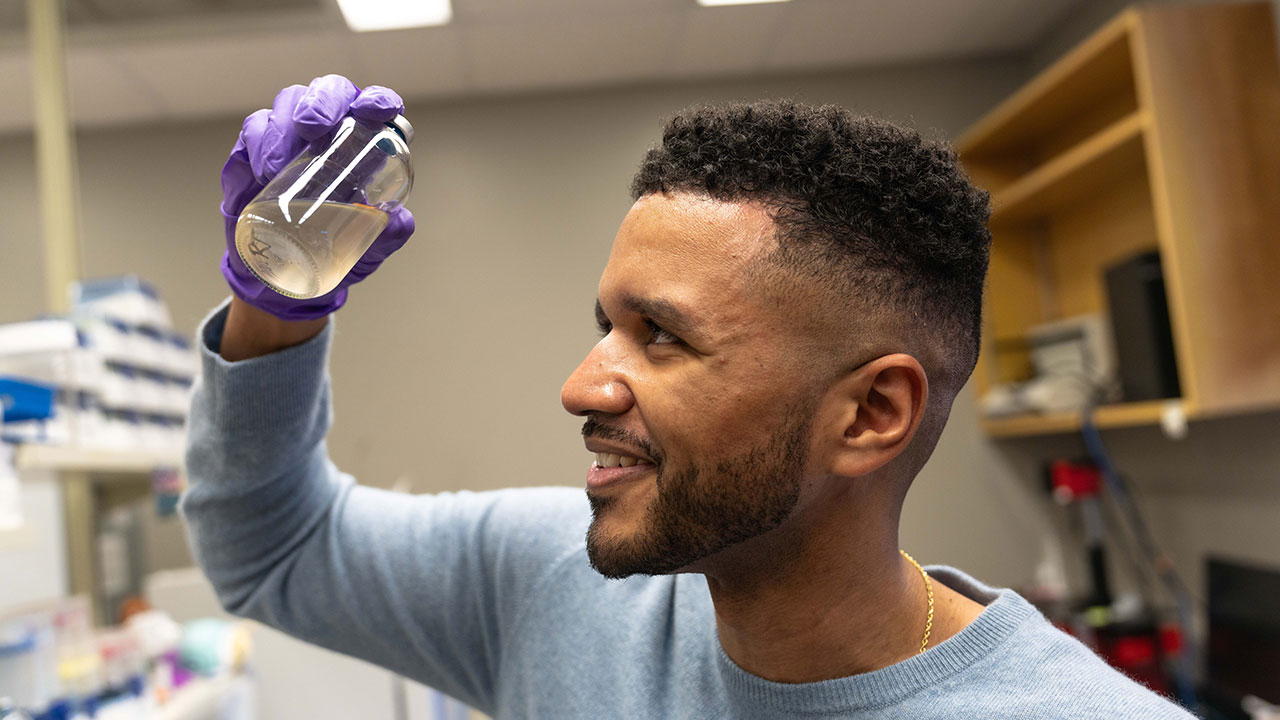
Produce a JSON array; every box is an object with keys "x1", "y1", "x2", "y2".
[{"x1": 182, "y1": 303, "x2": 1195, "y2": 719}]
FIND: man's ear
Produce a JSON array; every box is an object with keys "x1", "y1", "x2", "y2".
[{"x1": 821, "y1": 354, "x2": 928, "y2": 478}]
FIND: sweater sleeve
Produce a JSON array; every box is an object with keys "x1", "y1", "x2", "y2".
[{"x1": 179, "y1": 302, "x2": 588, "y2": 714}]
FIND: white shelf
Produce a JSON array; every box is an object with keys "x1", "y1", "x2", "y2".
[{"x1": 14, "y1": 444, "x2": 182, "y2": 474}]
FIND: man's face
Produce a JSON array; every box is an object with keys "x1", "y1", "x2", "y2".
[{"x1": 561, "y1": 193, "x2": 821, "y2": 579}]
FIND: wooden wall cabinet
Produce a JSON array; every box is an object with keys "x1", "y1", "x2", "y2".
[{"x1": 956, "y1": 1, "x2": 1280, "y2": 438}]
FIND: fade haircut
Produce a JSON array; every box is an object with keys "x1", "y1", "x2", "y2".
[{"x1": 630, "y1": 100, "x2": 992, "y2": 397}]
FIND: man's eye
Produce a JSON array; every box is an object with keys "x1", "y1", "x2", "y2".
[
  {"x1": 596, "y1": 319, "x2": 612, "y2": 338},
  {"x1": 645, "y1": 319, "x2": 681, "y2": 346}
]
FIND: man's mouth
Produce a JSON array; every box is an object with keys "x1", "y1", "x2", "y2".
[
  {"x1": 586, "y1": 451, "x2": 656, "y2": 491},
  {"x1": 593, "y1": 452, "x2": 655, "y2": 469}
]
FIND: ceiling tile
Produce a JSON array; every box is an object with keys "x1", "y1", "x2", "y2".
[
  {"x1": 0, "y1": 0, "x2": 1093, "y2": 133},
  {"x1": 669, "y1": 3, "x2": 790, "y2": 79},
  {"x1": 930, "y1": 0, "x2": 1080, "y2": 56},
  {"x1": 767, "y1": 0, "x2": 1081, "y2": 71},
  {"x1": 767, "y1": 0, "x2": 969, "y2": 70},
  {"x1": 62, "y1": 0, "x2": 321, "y2": 27},
  {"x1": 454, "y1": 0, "x2": 682, "y2": 24},
  {"x1": 462, "y1": 11, "x2": 685, "y2": 92},
  {"x1": 110, "y1": 31, "x2": 352, "y2": 121},
  {"x1": 349, "y1": 26, "x2": 467, "y2": 101}
]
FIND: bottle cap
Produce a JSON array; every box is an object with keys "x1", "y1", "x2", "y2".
[{"x1": 387, "y1": 115, "x2": 414, "y2": 145}]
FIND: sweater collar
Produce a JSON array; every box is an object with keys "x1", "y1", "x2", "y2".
[{"x1": 714, "y1": 566, "x2": 1035, "y2": 714}]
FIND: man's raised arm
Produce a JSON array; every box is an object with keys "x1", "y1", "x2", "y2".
[{"x1": 179, "y1": 75, "x2": 577, "y2": 713}]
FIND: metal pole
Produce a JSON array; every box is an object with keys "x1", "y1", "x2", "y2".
[
  {"x1": 28, "y1": 0, "x2": 83, "y2": 314},
  {"x1": 29, "y1": 0, "x2": 92, "y2": 623},
  {"x1": 61, "y1": 472, "x2": 101, "y2": 625}
]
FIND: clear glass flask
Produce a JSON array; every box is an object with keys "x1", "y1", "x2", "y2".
[{"x1": 235, "y1": 115, "x2": 414, "y2": 299}]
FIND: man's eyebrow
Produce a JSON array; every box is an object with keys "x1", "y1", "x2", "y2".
[
  {"x1": 623, "y1": 295, "x2": 699, "y2": 335},
  {"x1": 595, "y1": 296, "x2": 701, "y2": 336}
]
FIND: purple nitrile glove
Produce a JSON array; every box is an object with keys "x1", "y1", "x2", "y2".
[{"x1": 219, "y1": 74, "x2": 415, "y2": 321}]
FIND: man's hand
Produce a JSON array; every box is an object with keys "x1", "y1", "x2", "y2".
[{"x1": 219, "y1": 74, "x2": 415, "y2": 323}]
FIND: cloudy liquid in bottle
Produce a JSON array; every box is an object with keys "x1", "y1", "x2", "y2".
[{"x1": 235, "y1": 199, "x2": 389, "y2": 299}]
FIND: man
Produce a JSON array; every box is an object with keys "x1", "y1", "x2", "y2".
[{"x1": 184, "y1": 75, "x2": 1192, "y2": 718}]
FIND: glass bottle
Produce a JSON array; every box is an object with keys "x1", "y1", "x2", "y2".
[{"x1": 235, "y1": 115, "x2": 414, "y2": 299}]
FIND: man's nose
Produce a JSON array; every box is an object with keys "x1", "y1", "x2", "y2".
[{"x1": 561, "y1": 340, "x2": 635, "y2": 417}]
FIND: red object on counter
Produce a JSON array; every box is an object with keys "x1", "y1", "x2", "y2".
[
  {"x1": 1050, "y1": 460, "x2": 1103, "y2": 502},
  {"x1": 1098, "y1": 632, "x2": 1171, "y2": 695}
]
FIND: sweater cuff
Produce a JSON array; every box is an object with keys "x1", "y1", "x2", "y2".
[{"x1": 194, "y1": 299, "x2": 334, "y2": 444}]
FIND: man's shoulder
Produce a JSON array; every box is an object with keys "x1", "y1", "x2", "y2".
[
  {"x1": 980, "y1": 612, "x2": 1192, "y2": 718},
  {"x1": 925, "y1": 567, "x2": 1195, "y2": 719}
]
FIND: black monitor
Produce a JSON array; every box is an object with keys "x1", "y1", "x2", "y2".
[{"x1": 1203, "y1": 556, "x2": 1280, "y2": 718}]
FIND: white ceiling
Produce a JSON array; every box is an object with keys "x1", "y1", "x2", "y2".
[{"x1": 0, "y1": 0, "x2": 1086, "y2": 135}]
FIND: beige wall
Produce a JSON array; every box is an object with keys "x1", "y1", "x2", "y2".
[{"x1": 3, "y1": 46, "x2": 1278, "y2": 604}]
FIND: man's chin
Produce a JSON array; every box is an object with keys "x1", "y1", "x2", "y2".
[
  {"x1": 585, "y1": 518, "x2": 644, "y2": 579},
  {"x1": 584, "y1": 518, "x2": 706, "y2": 579},
  {"x1": 586, "y1": 548, "x2": 642, "y2": 580},
  {"x1": 584, "y1": 523, "x2": 663, "y2": 579}
]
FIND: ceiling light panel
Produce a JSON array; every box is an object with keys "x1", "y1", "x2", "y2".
[
  {"x1": 697, "y1": 0, "x2": 791, "y2": 6},
  {"x1": 336, "y1": 0, "x2": 452, "y2": 32}
]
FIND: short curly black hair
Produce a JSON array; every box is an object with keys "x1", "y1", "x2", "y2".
[{"x1": 630, "y1": 100, "x2": 991, "y2": 394}]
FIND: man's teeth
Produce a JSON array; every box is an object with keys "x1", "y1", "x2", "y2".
[{"x1": 594, "y1": 452, "x2": 651, "y2": 468}]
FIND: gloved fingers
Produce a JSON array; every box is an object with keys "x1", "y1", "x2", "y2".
[
  {"x1": 250, "y1": 84, "x2": 310, "y2": 185},
  {"x1": 219, "y1": 204, "x2": 242, "y2": 250},
  {"x1": 346, "y1": 208, "x2": 414, "y2": 281},
  {"x1": 350, "y1": 85, "x2": 405, "y2": 124},
  {"x1": 293, "y1": 74, "x2": 361, "y2": 141},
  {"x1": 371, "y1": 207, "x2": 415, "y2": 260},
  {"x1": 220, "y1": 109, "x2": 267, "y2": 217},
  {"x1": 221, "y1": 247, "x2": 251, "y2": 283}
]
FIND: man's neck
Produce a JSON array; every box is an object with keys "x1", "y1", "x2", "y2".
[{"x1": 701, "y1": 508, "x2": 985, "y2": 684}]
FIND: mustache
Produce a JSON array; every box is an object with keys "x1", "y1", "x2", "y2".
[{"x1": 581, "y1": 416, "x2": 661, "y2": 464}]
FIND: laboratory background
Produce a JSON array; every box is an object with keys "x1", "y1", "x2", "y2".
[{"x1": 1, "y1": 0, "x2": 1279, "y2": 718}]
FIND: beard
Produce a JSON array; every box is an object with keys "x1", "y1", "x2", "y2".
[{"x1": 582, "y1": 406, "x2": 812, "y2": 580}]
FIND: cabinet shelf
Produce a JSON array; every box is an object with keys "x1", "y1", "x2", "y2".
[
  {"x1": 990, "y1": 112, "x2": 1146, "y2": 225},
  {"x1": 14, "y1": 445, "x2": 181, "y2": 475},
  {"x1": 982, "y1": 400, "x2": 1180, "y2": 438},
  {"x1": 958, "y1": 2, "x2": 1280, "y2": 438},
  {"x1": 957, "y1": 11, "x2": 1137, "y2": 180}
]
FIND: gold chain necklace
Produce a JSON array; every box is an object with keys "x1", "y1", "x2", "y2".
[{"x1": 899, "y1": 549, "x2": 934, "y2": 654}]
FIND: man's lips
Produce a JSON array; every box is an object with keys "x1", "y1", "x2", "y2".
[
  {"x1": 583, "y1": 439, "x2": 656, "y2": 490},
  {"x1": 586, "y1": 460, "x2": 655, "y2": 490}
]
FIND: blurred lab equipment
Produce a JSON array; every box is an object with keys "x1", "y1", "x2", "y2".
[
  {"x1": 0, "y1": 598, "x2": 254, "y2": 720},
  {"x1": 0, "y1": 277, "x2": 195, "y2": 456},
  {"x1": 1104, "y1": 251, "x2": 1181, "y2": 403},
  {"x1": 1201, "y1": 557, "x2": 1280, "y2": 720},
  {"x1": 981, "y1": 314, "x2": 1118, "y2": 418},
  {"x1": 1, "y1": 276, "x2": 194, "y2": 628}
]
